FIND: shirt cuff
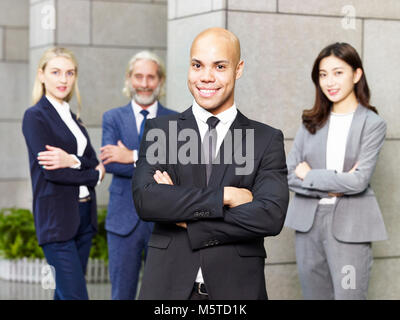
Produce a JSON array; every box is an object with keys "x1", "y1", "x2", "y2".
[
  {"x1": 70, "y1": 155, "x2": 81, "y2": 169},
  {"x1": 133, "y1": 149, "x2": 138, "y2": 167},
  {"x1": 96, "y1": 169, "x2": 103, "y2": 186}
]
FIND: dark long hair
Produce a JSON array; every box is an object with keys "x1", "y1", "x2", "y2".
[{"x1": 302, "y1": 42, "x2": 377, "y2": 134}]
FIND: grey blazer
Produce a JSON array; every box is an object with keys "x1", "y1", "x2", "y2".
[{"x1": 284, "y1": 104, "x2": 388, "y2": 243}]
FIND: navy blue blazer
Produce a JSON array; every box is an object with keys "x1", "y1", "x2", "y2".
[
  {"x1": 22, "y1": 95, "x2": 100, "y2": 246},
  {"x1": 102, "y1": 102, "x2": 177, "y2": 235}
]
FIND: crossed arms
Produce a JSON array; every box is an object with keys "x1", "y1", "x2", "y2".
[
  {"x1": 287, "y1": 119, "x2": 386, "y2": 197},
  {"x1": 132, "y1": 119, "x2": 289, "y2": 250}
]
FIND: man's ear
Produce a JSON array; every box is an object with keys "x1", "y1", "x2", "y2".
[
  {"x1": 353, "y1": 67, "x2": 363, "y2": 84},
  {"x1": 235, "y1": 60, "x2": 244, "y2": 80}
]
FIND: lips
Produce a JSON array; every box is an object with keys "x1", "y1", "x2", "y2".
[
  {"x1": 57, "y1": 86, "x2": 67, "y2": 92},
  {"x1": 327, "y1": 88, "x2": 340, "y2": 96},
  {"x1": 138, "y1": 90, "x2": 153, "y2": 95}
]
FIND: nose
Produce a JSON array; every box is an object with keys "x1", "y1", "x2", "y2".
[
  {"x1": 140, "y1": 76, "x2": 149, "y2": 88},
  {"x1": 60, "y1": 72, "x2": 67, "y2": 83},
  {"x1": 326, "y1": 74, "x2": 335, "y2": 87},
  {"x1": 200, "y1": 67, "x2": 215, "y2": 83}
]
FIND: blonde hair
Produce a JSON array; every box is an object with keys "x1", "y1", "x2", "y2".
[
  {"x1": 122, "y1": 50, "x2": 166, "y2": 99},
  {"x1": 32, "y1": 47, "x2": 83, "y2": 120}
]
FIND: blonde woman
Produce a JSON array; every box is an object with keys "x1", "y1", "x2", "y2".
[{"x1": 22, "y1": 47, "x2": 105, "y2": 300}]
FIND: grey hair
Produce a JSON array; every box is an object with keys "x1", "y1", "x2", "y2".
[{"x1": 122, "y1": 50, "x2": 166, "y2": 98}]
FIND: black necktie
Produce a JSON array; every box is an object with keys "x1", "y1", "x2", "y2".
[
  {"x1": 203, "y1": 116, "x2": 220, "y2": 185},
  {"x1": 138, "y1": 109, "x2": 149, "y2": 143}
]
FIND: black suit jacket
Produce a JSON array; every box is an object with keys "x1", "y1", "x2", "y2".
[
  {"x1": 22, "y1": 95, "x2": 99, "y2": 245},
  {"x1": 132, "y1": 107, "x2": 289, "y2": 300}
]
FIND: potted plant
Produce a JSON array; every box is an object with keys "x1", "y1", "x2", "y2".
[{"x1": 0, "y1": 207, "x2": 109, "y2": 283}]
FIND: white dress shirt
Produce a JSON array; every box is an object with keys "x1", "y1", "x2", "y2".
[
  {"x1": 191, "y1": 100, "x2": 238, "y2": 284},
  {"x1": 46, "y1": 95, "x2": 100, "y2": 198},
  {"x1": 319, "y1": 110, "x2": 355, "y2": 205},
  {"x1": 131, "y1": 99, "x2": 158, "y2": 163}
]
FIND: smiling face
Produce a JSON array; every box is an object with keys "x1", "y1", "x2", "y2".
[
  {"x1": 129, "y1": 59, "x2": 162, "y2": 107},
  {"x1": 187, "y1": 28, "x2": 244, "y2": 115},
  {"x1": 319, "y1": 55, "x2": 362, "y2": 106},
  {"x1": 38, "y1": 56, "x2": 76, "y2": 104}
]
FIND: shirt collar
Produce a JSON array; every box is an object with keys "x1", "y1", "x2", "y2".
[
  {"x1": 46, "y1": 95, "x2": 70, "y2": 116},
  {"x1": 131, "y1": 99, "x2": 158, "y2": 118},
  {"x1": 192, "y1": 99, "x2": 237, "y2": 125}
]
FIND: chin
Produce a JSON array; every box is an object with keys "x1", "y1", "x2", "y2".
[
  {"x1": 329, "y1": 96, "x2": 344, "y2": 104},
  {"x1": 194, "y1": 99, "x2": 216, "y2": 111},
  {"x1": 134, "y1": 95, "x2": 156, "y2": 106},
  {"x1": 54, "y1": 94, "x2": 68, "y2": 102}
]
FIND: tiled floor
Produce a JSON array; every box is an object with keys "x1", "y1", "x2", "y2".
[{"x1": 0, "y1": 279, "x2": 111, "y2": 300}]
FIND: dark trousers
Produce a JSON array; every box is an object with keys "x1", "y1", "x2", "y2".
[
  {"x1": 107, "y1": 219, "x2": 153, "y2": 300},
  {"x1": 41, "y1": 201, "x2": 94, "y2": 300}
]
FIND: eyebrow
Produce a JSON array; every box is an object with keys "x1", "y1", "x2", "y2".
[
  {"x1": 214, "y1": 60, "x2": 229, "y2": 64},
  {"x1": 191, "y1": 58, "x2": 230, "y2": 65},
  {"x1": 319, "y1": 67, "x2": 344, "y2": 72},
  {"x1": 49, "y1": 67, "x2": 75, "y2": 71}
]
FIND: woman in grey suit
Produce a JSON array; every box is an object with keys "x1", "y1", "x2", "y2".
[{"x1": 285, "y1": 42, "x2": 387, "y2": 300}]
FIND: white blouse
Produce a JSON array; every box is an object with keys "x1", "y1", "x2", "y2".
[
  {"x1": 319, "y1": 111, "x2": 355, "y2": 205},
  {"x1": 46, "y1": 95, "x2": 91, "y2": 198}
]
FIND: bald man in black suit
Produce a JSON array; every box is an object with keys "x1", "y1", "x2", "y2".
[{"x1": 133, "y1": 27, "x2": 289, "y2": 300}]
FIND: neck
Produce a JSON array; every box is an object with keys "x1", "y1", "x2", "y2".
[
  {"x1": 46, "y1": 94, "x2": 65, "y2": 105},
  {"x1": 332, "y1": 91, "x2": 358, "y2": 114}
]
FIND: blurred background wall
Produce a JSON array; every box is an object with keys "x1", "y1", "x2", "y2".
[{"x1": 0, "y1": 0, "x2": 399, "y2": 299}]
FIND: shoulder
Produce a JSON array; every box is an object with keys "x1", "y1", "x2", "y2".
[
  {"x1": 363, "y1": 107, "x2": 387, "y2": 132},
  {"x1": 364, "y1": 107, "x2": 386, "y2": 125},
  {"x1": 247, "y1": 118, "x2": 283, "y2": 139},
  {"x1": 158, "y1": 103, "x2": 178, "y2": 115},
  {"x1": 244, "y1": 119, "x2": 286, "y2": 157},
  {"x1": 103, "y1": 104, "x2": 130, "y2": 120},
  {"x1": 146, "y1": 113, "x2": 179, "y2": 133},
  {"x1": 23, "y1": 102, "x2": 45, "y2": 122},
  {"x1": 150, "y1": 110, "x2": 182, "y2": 124}
]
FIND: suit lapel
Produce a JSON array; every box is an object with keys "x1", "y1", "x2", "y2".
[
  {"x1": 177, "y1": 107, "x2": 206, "y2": 187},
  {"x1": 156, "y1": 102, "x2": 168, "y2": 117},
  {"x1": 316, "y1": 104, "x2": 367, "y2": 171},
  {"x1": 40, "y1": 95, "x2": 78, "y2": 153},
  {"x1": 208, "y1": 110, "x2": 250, "y2": 187},
  {"x1": 343, "y1": 104, "x2": 367, "y2": 171},
  {"x1": 120, "y1": 103, "x2": 139, "y2": 149},
  {"x1": 315, "y1": 118, "x2": 329, "y2": 169}
]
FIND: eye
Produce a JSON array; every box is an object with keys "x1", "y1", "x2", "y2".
[
  {"x1": 319, "y1": 73, "x2": 326, "y2": 78},
  {"x1": 335, "y1": 71, "x2": 343, "y2": 76},
  {"x1": 192, "y1": 63, "x2": 201, "y2": 69},
  {"x1": 52, "y1": 71, "x2": 59, "y2": 75},
  {"x1": 216, "y1": 64, "x2": 225, "y2": 70},
  {"x1": 67, "y1": 71, "x2": 75, "y2": 76}
]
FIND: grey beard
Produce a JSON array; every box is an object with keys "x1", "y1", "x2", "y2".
[{"x1": 132, "y1": 85, "x2": 161, "y2": 106}]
